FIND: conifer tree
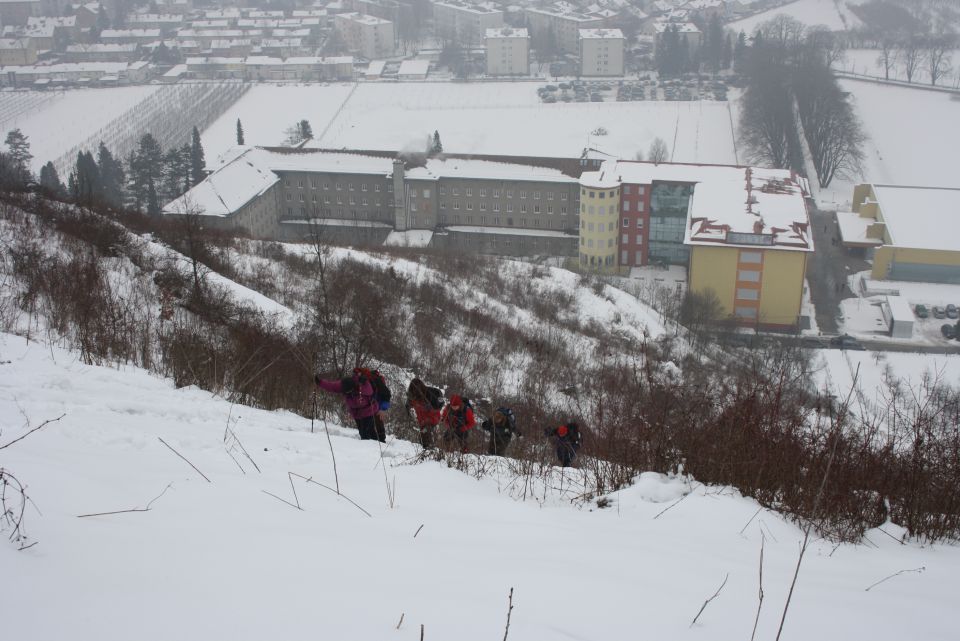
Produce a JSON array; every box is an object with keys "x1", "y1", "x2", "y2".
[
  {"x1": 190, "y1": 126, "x2": 205, "y2": 186},
  {"x1": 5, "y1": 128, "x2": 32, "y2": 184},
  {"x1": 97, "y1": 142, "x2": 125, "y2": 208},
  {"x1": 432, "y1": 130, "x2": 443, "y2": 154},
  {"x1": 236, "y1": 118, "x2": 245, "y2": 145},
  {"x1": 39, "y1": 161, "x2": 66, "y2": 197}
]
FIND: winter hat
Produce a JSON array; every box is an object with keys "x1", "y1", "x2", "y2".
[
  {"x1": 340, "y1": 377, "x2": 357, "y2": 394},
  {"x1": 557, "y1": 424, "x2": 569, "y2": 437},
  {"x1": 450, "y1": 394, "x2": 462, "y2": 408}
]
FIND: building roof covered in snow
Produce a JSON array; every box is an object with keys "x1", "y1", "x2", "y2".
[{"x1": 870, "y1": 185, "x2": 960, "y2": 252}]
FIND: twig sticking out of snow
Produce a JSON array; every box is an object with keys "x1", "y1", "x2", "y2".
[
  {"x1": 0, "y1": 413, "x2": 65, "y2": 450},
  {"x1": 77, "y1": 483, "x2": 174, "y2": 518},
  {"x1": 690, "y1": 573, "x2": 729, "y2": 627},
  {"x1": 502, "y1": 587, "x2": 515, "y2": 641},
  {"x1": 289, "y1": 472, "x2": 372, "y2": 518},
  {"x1": 750, "y1": 536, "x2": 765, "y2": 641},
  {"x1": 158, "y1": 437, "x2": 211, "y2": 483},
  {"x1": 865, "y1": 566, "x2": 925, "y2": 592}
]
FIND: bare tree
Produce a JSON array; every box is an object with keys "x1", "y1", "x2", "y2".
[
  {"x1": 648, "y1": 137, "x2": 669, "y2": 164},
  {"x1": 924, "y1": 34, "x2": 953, "y2": 86},
  {"x1": 739, "y1": 79, "x2": 794, "y2": 169},
  {"x1": 897, "y1": 36, "x2": 927, "y2": 82},
  {"x1": 876, "y1": 36, "x2": 899, "y2": 80}
]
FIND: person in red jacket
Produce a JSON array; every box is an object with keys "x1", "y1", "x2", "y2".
[
  {"x1": 405, "y1": 378, "x2": 442, "y2": 449},
  {"x1": 314, "y1": 371, "x2": 383, "y2": 442},
  {"x1": 441, "y1": 394, "x2": 475, "y2": 452}
]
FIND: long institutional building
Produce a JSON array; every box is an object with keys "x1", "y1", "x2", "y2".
[
  {"x1": 165, "y1": 148, "x2": 812, "y2": 329},
  {"x1": 838, "y1": 183, "x2": 960, "y2": 283}
]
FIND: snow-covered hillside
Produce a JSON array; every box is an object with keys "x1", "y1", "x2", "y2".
[{"x1": 2, "y1": 332, "x2": 959, "y2": 641}]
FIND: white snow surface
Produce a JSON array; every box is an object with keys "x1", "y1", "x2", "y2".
[
  {"x1": 728, "y1": 0, "x2": 861, "y2": 33},
  {"x1": 0, "y1": 86, "x2": 160, "y2": 172},
  {"x1": 200, "y1": 82, "x2": 739, "y2": 165},
  {"x1": 2, "y1": 332, "x2": 960, "y2": 640}
]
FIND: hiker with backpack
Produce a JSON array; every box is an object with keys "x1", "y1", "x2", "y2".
[
  {"x1": 544, "y1": 422, "x2": 582, "y2": 467},
  {"x1": 441, "y1": 394, "x2": 475, "y2": 452},
  {"x1": 355, "y1": 367, "x2": 390, "y2": 442},
  {"x1": 314, "y1": 371, "x2": 384, "y2": 442},
  {"x1": 405, "y1": 378, "x2": 443, "y2": 449},
  {"x1": 481, "y1": 407, "x2": 520, "y2": 456}
]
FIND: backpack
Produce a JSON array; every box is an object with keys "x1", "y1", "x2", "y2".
[
  {"x1": 370, "y1": 370, "x2": 391, "y2": 404},
  {"x1": 425, "y1": 386, "x2": 444, "y2": 410},
  {"x1": 495, "y1": 407, "x2": 517, "y2": 433}
]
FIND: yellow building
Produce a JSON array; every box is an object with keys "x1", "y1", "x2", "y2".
[
  {"x1": 579, "y1": 161, "x2": 812, "y2": 329},
  {"x1": 578, "y1": 172, "x2": 620, "y2": 272},
  {"x1": 838, "y1": 183, "x2": 960, "y2": 283}
]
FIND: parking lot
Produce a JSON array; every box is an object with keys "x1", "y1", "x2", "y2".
[{"x1": 536, "y1": 74, "x2": 731, "y2": 104}]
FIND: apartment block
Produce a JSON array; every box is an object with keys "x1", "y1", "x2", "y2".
[
  {"x1": 485, "y1": 27, "x2": 528, "y2": 76},
  {"x1": 525, "y1": 6, "x2": 602, "y2": 55},
  {"x1": 433, "y1": 1, "x2": 504, "y2": 45},
  {"x1": 579, "y1": 28, "x2": 623, "y2": 77},
  {"x1": 334, "y1": 12, "x2": 395, "y2": 59}
]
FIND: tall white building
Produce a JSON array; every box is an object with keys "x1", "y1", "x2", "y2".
[
  {"x1": 334, "y1": 12, "x2": 395, "y2": 59},
  {"x1": 485, "y1": 27, "x2": 528, "y2": 76},
  {"x1": 579, "y1": 28, "x2": 624, "y2": 77},
  {"x1": 525, "y1": 6, "x2": 603, "y2": 55},
  {"x1": 433, "y1": 1, "x2": 504, "y2": 45}
]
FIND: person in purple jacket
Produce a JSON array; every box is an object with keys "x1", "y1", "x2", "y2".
[{"x1": 314, "y1": 371, "x2": 384, "y2": 442}]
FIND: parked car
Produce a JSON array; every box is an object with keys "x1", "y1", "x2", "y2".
[
  {"x1": 941, "y1": 324, "x2": 956, "y2": 339},
  {"x1": 829, "y1": 334, "x2": 866, "y2": 350},
  {"x1": 947, "y1": 304, "x2": 958, "y2": 319},
  {"x1": 801, "y1": 336, "x2": 828, "y2": 349},
  {"x1": 933, "y1": 306, "x2": 947, "y2": 319},
  {"x1": 915, "y1": 304, "x2": 929, "y2": 319}
]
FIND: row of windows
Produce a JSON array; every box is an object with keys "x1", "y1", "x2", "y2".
[
  {"x1": 622, "y1": 200, "x2": 645, "y2": 212},
  {"x1": 621, "y1": 233, "x2": 644, "y2": 245},
  {"x1": 622, "y1": 218, "x2": 645, "y2": 228},
  {"x1": 580, "y1": 221, "x2": 616, "y2": 232},
  {"x1": 621, "y1": 250, "x2": 644, "y2": 264},
  {"x1": 622, "y1": 185, "x2": 646, "y2": 195},
  {"x1": 438, "y1": 187, "x2": 567, "y2": 200},
  {"x1": 285, "y1": 178, "x2": 391, "y2": 193},
  {"x1": 286, "y1": 207, "x2": 389, "y2": 220},
  {"x1": 580, "y1": 237, "x2": 616, "y2": 248},
  {"x1": 440, "y1": 202, "x2": 568, "y2": 214},
  {"x1": 581, "y1": 188, "x2": 617, "y2": 198},
  {"x1": 579, "y1": 253, "x2": 616, "y2": 267},
  {"x1": 286, "y1": 193, "x2": 384, "y2": 207},
  {"x1": 581, "y1": 204, "x2": 617, "y2": 215},
  {"x1": 439, "y1": 214, "x2": 562, "y2": 229}
]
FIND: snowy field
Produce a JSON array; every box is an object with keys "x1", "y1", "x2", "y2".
[
  {"x1": 3, "y1": 331, "x2": 960, "y2": 641},
  {"x1": 839, "y1": 49, "x2": 960, "y2": 89},
  {"x1": 0, "y1": 86, "x2": 159, "y2": 172},
  {"x1": 201, "y1": 82, "x2": 740, "y2": 164},
  {"x1": 728, "y1": 0, "x2": 862, "y2": 33},
  {"x1": 814, "y1": 79, "x2": 960, "y2": 208}
]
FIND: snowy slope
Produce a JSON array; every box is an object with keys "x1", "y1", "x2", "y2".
[{"x1": 2, "y1": 331, "x2": 959, "y2": 641}]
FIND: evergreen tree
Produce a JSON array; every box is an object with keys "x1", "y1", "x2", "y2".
[
  {"x1": 236, "y1": 118, "x2": 245, "y2": 145},
  {"x1": 97, "y1": 142, "x2": 125, "y2": 208},
  {"x1": 734, "y1": 31, "x2": 748, "y2": 74},
  {"x1": 72, "y1": 150, "x2": 100, "y2": 203},
  {"x1": 298, "y1": 119, "x2": 313, "y2": 140},
  {"x1": 130, "y1": 134, "x2": 163, "y2": 213},
  {"x1": 39, "y1": 162, "x2": 66, "y2": 197},
  {"x1": 722, "y1": 33, "x2": 734, "y2": 70},
  {"x1": 705, "y1": 14, "x2": 724, "y2": 72},
  {"x1": 431, "y1": 130, "x2": 443, "y2": 155},
  {"x1": 5, "y1": 128, "x2": 32, "y2": 184},
  {"x1": 190, "y1": 126, "x2": 205, "y2": 186},
  {"x1": 147, "y1": 178, "x2": 160, "y2": 216},
  {"x1": 162, "y1": 145, "x2": 191, "y2": 201}
]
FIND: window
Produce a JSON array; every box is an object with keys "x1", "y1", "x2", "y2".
[
  {"x1": 336, "y1": 183, "x2": 342, "y2": 190},
  {"x1": 637, "y1": 201, "x2": 645, "y2": 213},
  {"x1": 599, "y1": 191, "x2": 605, "y2": 199},
  {"x1": 735, "y1": 307, "x2": 758, "y2": 319},
  {"x1": 609, "y1": 190, "x2": 615, "y2": 198},
  {"x1": 439, "y1": 186, "x2": 445, "y2": 195},
  {"x1": 466, "y1": 202, "x2": 473, "y2": 210},
  {"x1": 580, "y1": 237, "x2": 585, "y2": 246},
  {"x1": 520, "y1": 191, "x2": 526, "y2": 199},
  {"x1": 588, "y1": 222, "x2": 595, "y2": 232},
  {"x1": 440, "y1": 201, "x2": 446, "y2": 210},
  {"x1": 561, "y1": 207, "x2": 567, "y2": 215},
  {"x1": 284, "y1": 179, "x2": 291, "y2": 187},
  {"x1": 621, "y1": 250, "x2": 628, "y2": 263},
  {"x1": 296, "y1": 179, "x2": 303, "y2": 188},
  {"x1": 479, "y1": 188, "x2": 486, "y2": 197},
  {"x1": 506, "y1": 190, "x2": 513, "y2": 198},
  {"x1": 507, "y1": 204, "x2": 513, "y2": 212},
  {"x1": 635, "y1": 251, "x2": 643, "y2": 264},
  {"x1": 493, "y1": 189, "x2": 500, "y2": 198},
  {"x1": 588, "y1": 206, "x2": 595, "y2": 215},
  {"x1": 588, "y1": 239, "x2": 594, "y2": 248},
  {"x1": 375, "y1": 184, "x2": 381, "y2": 192},
  {"x1": 520, "y1": 204, "x2": 526, "y2": 213},
  {"x1": 299, "y1": 194, "x2": 304, "y2": 202},
  {"x1": 636, "y1": 234, "x2": 643, "y2": 244},
  {"x1": 589, "y1": 191, "x2": 595, "y2": 198},
  {"x1": 362, "y1": 197, "x2": 367, "y2": 206},
  {"x1": 324, "y1": 196, "x2": 330, "y2": 204},
  {"x1": 534, "y1": 205, "x2": 540, "y2": 213},
  {"x1": 608, "y1": 239, "x2": 614, "y2": 248},
  {"x1": 637, "y1": 186, "x2": 646, "y2": 195},
  {"x1": 466, "y1": 188, "x2": 472, "y2": 197},
  {"x1": 623, "y1": 218, "x2": 629, "y2": 227},
  {"x1": 637, "y1": 219, "x2": 644, "y2": 228},
  {"x1": 285, "y1": 194, "x2": 291, "y2": 201},
  {"x1": 740, "y1": 251, "x2": 763, "y2": 264},
  {"x1": 410, "y1": 201, "x2": 417, "y2": 212},
  {"x1": 547, "y1": 192, "x2": 554, "y2": 200},
  {"x1": 622, "y1": 234, "x2": 628, "y2": 244},
  {"x1": 312, "y1": 194, "x2": 317, "y2": 202},
  {"x1": 534, "y1": 191, "x2": 540, "y2": 200},
  {"x1": 623, "y1": 185, "x2": 631, "y2": 194},
  {"x1": 493, "y1": 203, "x2": 500, "y2": 212},
  {"x1": 561, "y1": 193, "x2": 567, "y2": 201},
  {"x1": 547, "y1": 205, "x2": 553, "y2": 214},
  {"x1": 623, "y1": 201, "x2": 631, "y2": 211},
  {"x1": 310, "y1": 179, "x2": 316, "y2": 189},
  {"x1": 453, "y1": 202, "x2": 459, "y2": 210},
  {"x1": 608, "y1": 223, "x2": 614, "y2": 231},
  {"x1": 737, "y1": 288, "x2": 759, "y2": 301},
  {"x1": 324, "y1": 183, "x2": 330, "y2": 190},
  {"x1": 453, "y1": 188, "x2": 459, "y2": 196},
  {"x1": 739, "y1": 270, "x2": 761, "y2": 282},
  {"x1": 480, "y1": 203, "x2": 486, "y2": 211},
  {"x1": 581, "y1": 188, "x2": 586, "y2": 196},
  {"x1": 349, "y1": 183, "x2": 354, "y2": 191},
  {"x1": 362, "y1": 183, "x2": 368, "y2": 191}
]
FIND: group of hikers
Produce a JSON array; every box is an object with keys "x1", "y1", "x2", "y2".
[{"x1": 314, "y1": 368, "x2": 583, "y2": 467}]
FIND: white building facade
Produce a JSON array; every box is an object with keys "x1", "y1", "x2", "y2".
[
  {"x1": 334, "y1": 12, "x2": 395, "y2": 59},
  {"x1": 433, "y1": 1, "x2": 504, "y2": 45},
  {"x1": 485, "y1": 27, "x2": 528, "y2": 76},
  {"x1": 579, "y1": 28, "x2": 623, "y2": 77}
]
